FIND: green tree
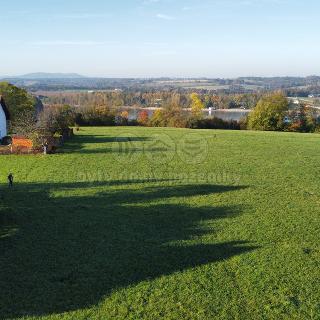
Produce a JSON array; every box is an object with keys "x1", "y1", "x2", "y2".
[
  {"x1": 0, "y1": 82, "x2": 35, "y2": 122},
  {"x1": 247, "y1": 92, "x2": 289, "y2": 131}
]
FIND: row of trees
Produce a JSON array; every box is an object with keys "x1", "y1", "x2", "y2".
[
  {"x1": 43, "y1": 90, "x2": 262, "y2": 111},
  {"x1": 40, "y1": 92, "x2": 320, "y2": 133},
  {"x1": 247, "y1": 91, "x2": 320, "y2": 132},
  {"x1": 70, "y1": 93, "x2": 241, "y2": 130}
]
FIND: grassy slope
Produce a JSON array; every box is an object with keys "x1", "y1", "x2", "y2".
[{"x1": 0, "y1": 127, "x2": 320, "y2": 320}]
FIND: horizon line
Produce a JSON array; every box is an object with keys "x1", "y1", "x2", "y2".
[{"x1": 1, "y1": 73, "x2": 320, "y2": 80}]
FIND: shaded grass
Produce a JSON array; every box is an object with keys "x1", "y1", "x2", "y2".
[{"x1": 0, "y1": 127, "x2": 320, "y2": 319}]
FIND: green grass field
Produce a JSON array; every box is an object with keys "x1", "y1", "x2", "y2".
[{"x1": 1, "y1": 127, "x2": 320, "y2": 320}]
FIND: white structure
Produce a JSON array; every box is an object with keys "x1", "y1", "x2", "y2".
[{"x1": 0, "y1": 97, "x2": 10, "y2": 139}]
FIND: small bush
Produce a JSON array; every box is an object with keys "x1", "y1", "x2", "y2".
[
  {"x1": 137, "y1": 110, "x2": 149, "y2": 126},
  {"x1": 189, "y1": 117, "x2": 241, "y2": 130},
  {"x1": 75, "y1": 107, "x2": 116, "y2": 126}
]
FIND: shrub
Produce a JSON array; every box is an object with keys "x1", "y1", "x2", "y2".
[
  {"x1": 149, "y1": 109, "x2": 165, "y2": 127},
  {"x1": 239, "y1": 116, "x2": 248, "y2": 130},
  {"x1": 137, "y1": 110, "x2": 149, "y2": 126},
  {"x1": 149, "y1": 106, "x2": 189, "y2": 128},
  {"x1": 189, "y1": 117, "x2": 241, "y2": 130},
  {"x1": 285, "y1": 106, "x2": 318, "y2": 133},
  {"x1": 75, "y1": 106, "x2": 115, "y2": 126},
  {"x1": 247, "y1": 92, "x2": 289, "y2": 131},
  {"x1": 115, "y1": 111, "x2": 129, "y2": 126}
]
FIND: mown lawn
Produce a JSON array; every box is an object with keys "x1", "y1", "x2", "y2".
[{"x1": 0, "y1": 127, "x2": 320, "y2": 320}]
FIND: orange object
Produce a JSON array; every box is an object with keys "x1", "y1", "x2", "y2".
[{"x1": 12, "y1": 137, "x2": 33, "y2": 149}]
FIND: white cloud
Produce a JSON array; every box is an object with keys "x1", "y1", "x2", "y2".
[
  {"x1": 156, "y1": 13, "x2": 176, "y2": 20},
  {"x1": 53, "y1": 13, "x2": 111, "y2": 19},
  {"x1": 28, "y1": 40, "x2": 112, "y2": 46}
]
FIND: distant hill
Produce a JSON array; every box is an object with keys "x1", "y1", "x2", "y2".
[
  {"x1": 1, "y1": 76, "x2": 320, "y2": 96},
  {"x1": 16, "y1": 73, "x2": 86, "y2": 79}
]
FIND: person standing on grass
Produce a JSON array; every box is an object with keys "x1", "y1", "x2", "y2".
[{"x1": 8, "y1": 173, "x2": 13, "y2": 187}]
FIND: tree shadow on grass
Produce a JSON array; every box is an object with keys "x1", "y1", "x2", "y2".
[
  {"x1": 0, "y1": 181, "x2": 258, "y2": 319},
  {"x1": 62, "y1": 134, "x2": 151, "y2": 154}
]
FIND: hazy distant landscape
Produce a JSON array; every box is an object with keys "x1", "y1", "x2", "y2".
[{"x1": 2, "y1": 73, "x2": 320, "y2": 96}]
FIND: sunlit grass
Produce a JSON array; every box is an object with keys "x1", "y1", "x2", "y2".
[{"x1": 0, "y1": 127, "x2": 319, "y2": 319}]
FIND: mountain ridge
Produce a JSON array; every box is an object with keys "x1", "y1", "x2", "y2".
[{"x1": 9, "y1": 72, "x2": 86, "y2": 79}]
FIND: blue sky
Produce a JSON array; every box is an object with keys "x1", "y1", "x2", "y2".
[{"x1": 1, "y1": 0, "x2": 320, "y2": 77}]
